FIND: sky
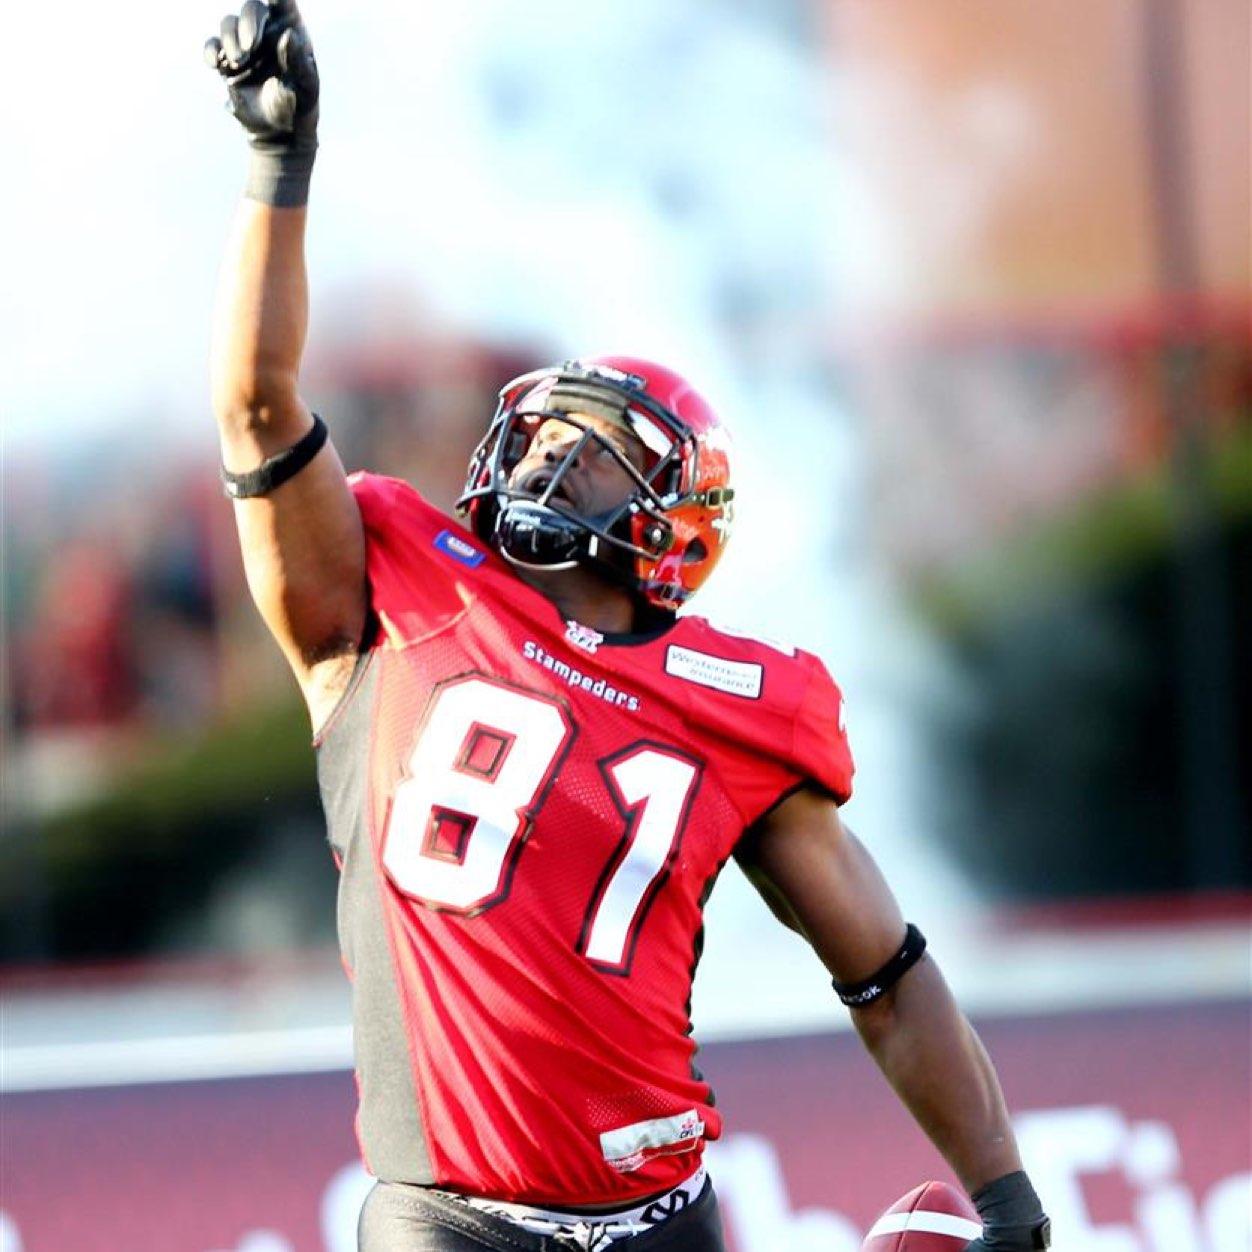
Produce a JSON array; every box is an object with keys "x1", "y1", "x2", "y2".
[{"x1": 2, "y1": 1, "x2": 853, "y2": 452}]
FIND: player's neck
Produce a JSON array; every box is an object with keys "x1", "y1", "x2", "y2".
[{"x1": 513, "y1": 566, "x2": 640, "y2": 634}]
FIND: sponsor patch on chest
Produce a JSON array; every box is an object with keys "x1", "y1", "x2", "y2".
[{"x1": 664, "y1": 645, "x2": 763, "y2": 698}]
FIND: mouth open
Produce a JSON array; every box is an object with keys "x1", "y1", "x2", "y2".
[{"x1": 518, "y1": 470, "x2": 577, "y2": 509}]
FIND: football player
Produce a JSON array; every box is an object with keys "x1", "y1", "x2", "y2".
[{"x1": 205, "y1": 4, "x2": 1051, "y2": 1250}]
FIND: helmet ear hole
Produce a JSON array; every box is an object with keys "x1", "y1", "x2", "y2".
[{"x1": 682, "y1": 538, "x2": 708, "y2": 565}]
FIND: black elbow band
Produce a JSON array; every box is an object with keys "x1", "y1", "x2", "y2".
[
  {"x1": 832, "y1": 923, "x2": 927, "y2": 1007},
  {"x1": 221, "y1": 413, "x2": 328, "y2": 499}
]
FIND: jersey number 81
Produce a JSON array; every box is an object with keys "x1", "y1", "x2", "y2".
[{"x1": 383, "y1": 676, "x2": 702, "y2": 973}]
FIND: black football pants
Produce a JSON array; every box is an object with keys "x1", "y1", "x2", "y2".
[{"x1": 358, "y1": 1178, "x2": 726, "y2": 1252}]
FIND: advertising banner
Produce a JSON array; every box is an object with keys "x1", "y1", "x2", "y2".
[{"x1": 3, "y1": 1000, "x2": 1247, "y2": 1251}]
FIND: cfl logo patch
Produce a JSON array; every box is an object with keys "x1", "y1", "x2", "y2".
[{"x1": 565, "y1": 620, "x2": 604, "y2": 653}]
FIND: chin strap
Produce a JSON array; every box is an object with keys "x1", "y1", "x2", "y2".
[{"x1": 494, "y1": 501, "x2": 587, "y2": 569}]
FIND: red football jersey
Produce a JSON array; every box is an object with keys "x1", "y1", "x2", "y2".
[{"x1": 316, "y1": 473, "x2": 854, "y2": 1206}]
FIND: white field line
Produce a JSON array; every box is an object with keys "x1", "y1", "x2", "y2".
[{"x1": 2, "y1": 1024, "x2": 353, "y2": 1093}]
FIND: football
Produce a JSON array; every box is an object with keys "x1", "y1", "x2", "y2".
[{"x1": 861, "y1": 1180, "x2": 982, "y2": 1251}]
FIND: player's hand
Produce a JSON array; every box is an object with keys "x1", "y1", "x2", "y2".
[
  {"x1": 205, "y1": 1, "x2": 319, "y2": 205},
  {"x1": 205, "y1": 0, "x2": 319, "y2": 149}
]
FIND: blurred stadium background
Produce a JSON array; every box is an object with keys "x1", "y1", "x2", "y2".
[{"x1": 2, "y1": 1, "x2": 1249, "y2": 1249}]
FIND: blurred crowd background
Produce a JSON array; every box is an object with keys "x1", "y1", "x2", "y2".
[
  {"x1": 3, "y1": 0, "x2": 1246, "y2": 970},
  {"x1": 0, "y1": 1, "x2": 1248, "y2": 1248}
]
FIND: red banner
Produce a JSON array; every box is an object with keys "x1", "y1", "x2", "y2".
[{"x1": 4, "y1": 1001, "x2": 1247, "y2": 1251}]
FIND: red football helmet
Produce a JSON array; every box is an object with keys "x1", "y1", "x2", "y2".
[{"x1": 457, "y1": 355, "x2": 735, "y2": 608}]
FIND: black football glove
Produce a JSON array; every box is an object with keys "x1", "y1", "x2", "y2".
[
  {"x1": 204, "y1": 0, "x2": 320, "y2": 206},
  {"x1": 963, "y1": 1171, "x2": 1051, "y2": 1250}
]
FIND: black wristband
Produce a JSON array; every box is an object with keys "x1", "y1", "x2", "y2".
[
  {"x1": 972, "y1": 1171, "x2": 1051, "y2": 1249},
  {"x1": 221, "y1": 413, "x2": 328, "y2": 499},
  {"x1": 245, "y1": 143, "x2": 318, "y2": 208},
  {"x1": 832, "y1": 923, "x2": 927, "y2": 1007}
]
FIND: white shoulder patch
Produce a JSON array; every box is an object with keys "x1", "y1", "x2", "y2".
[{"x1": 665, "y1": 645, "x2": 764, "y2": 699}]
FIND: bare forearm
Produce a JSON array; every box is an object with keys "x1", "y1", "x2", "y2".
[
  {"x1": 211, "y1": 200, "x2": 310, "y2": 440},
  {"x1": 853, "y1": 957, "x2": 1021, "y2": 1193}
]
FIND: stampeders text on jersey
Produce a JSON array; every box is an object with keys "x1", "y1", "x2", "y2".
[{"x1": 521, "y1": 639, "x2": 642, "y2": 711}]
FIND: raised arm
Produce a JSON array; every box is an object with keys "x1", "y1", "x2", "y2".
[
  {"x1": 206, "y1": 0, "x2": 366, "y2": 728},
  {"x1": 736, "y1": 787, "x2": 1050, "y2": 1250}
]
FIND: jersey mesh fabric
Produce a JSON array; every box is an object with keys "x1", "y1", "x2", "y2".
[{"x1": 318, "y1": 472, "x2": 854, "y2": 1207}]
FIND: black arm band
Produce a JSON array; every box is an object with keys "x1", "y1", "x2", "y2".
[
  {"x1": 832, "y1": 923, "x2": 927, "y2": 1007},
  {"x1": 221, "y1": 413, "x2": 328, "y2": 499}
]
